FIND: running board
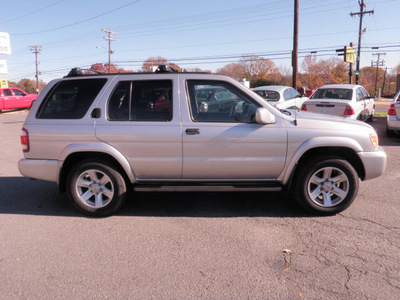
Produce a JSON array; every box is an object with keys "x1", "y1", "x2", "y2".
[{"x1": 133, "y1": 181, "x2": 282, "y2": 192}]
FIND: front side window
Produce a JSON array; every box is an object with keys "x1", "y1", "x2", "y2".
[
  {"x1": 283, "y1": 89, "x2": 293, "y2": 101},
  {"x1": 13, "y1": 89, "x2": 25, "y2": 96},
  {"x1": 187, "y1": 80, "x2": 260, "y2": 123},
  {"x1": 290, "y1": 88, "x2": 301, "y2": 98},
  {"x1": 360, "y1": 87, "x2": 369, "y2": 99},
  {"x1": 108, "y1": 80, "x2": 172, "y2": 122},
  {"x1": 356, "y1": 88, "x2": 364, "y2": 101},
  {"x1": 37, "y1": 79, "x2": 107, "y2": 119}
]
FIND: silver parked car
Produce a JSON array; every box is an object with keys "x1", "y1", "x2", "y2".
[
  {"x1": 18, "y1": 66, "x2": 386, "y2": 216},
  {"x1": 301, "y1": 84, "x2": 375, "y2": 122},
  {"x1": 252, "y1": 85, "x2": 308, "y2": 110},
  {"x1": 386, "y1": 89, "x2": 400, "y2": 137}
]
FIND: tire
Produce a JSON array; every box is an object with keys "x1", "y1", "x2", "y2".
[
  {"x1": 367, "y1": 107, "x2": 375, "y2": 122},
  {"x1": 67, "y1": 160, "x2": 127, "y2": 216},
  {"x1": 293, "y1": 157, "x2": 359, "y2": 216}
]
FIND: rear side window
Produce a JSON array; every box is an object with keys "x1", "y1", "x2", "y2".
[
  {"x1": 37, "y1": 79, "x2": 107, "y2": 119},
  {"x1": 108, "y1": 80, "x2": 172, "y2": 122}
]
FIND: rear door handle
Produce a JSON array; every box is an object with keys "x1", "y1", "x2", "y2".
[{"x1": 185, "y1": 128, "x2": 200, "y2": 135}]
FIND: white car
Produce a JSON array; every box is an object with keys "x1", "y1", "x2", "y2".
[
  {"x1": 386, "y1": 89, "x2": 400, "y2": 137},
  {"x1": 252, "y1": 85, "x2": 308, "y2": 110},
  {"x1": 301, "y1": 84, "x2": 375, "y2": 122}
]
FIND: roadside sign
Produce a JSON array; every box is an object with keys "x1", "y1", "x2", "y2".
[
  {"x1": 336, "y1": 46, "x2": 355, "y2": 63},
  {"x1": 0, "y1": 32, "x2": 11, "y2": 55},
  {"x1": 0, "y1": 59, "x2": 8, "y2": 74},
  {"x1": 1, "y1": 78, "x2": 8, "y2": 88},
  {"x1": 345, "y1": 46, "x2": 355, "y2": 63}
]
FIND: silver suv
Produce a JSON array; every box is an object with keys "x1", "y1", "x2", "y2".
[{"x1": 19, "y1": 67, "x2": 387, "y2": 216}]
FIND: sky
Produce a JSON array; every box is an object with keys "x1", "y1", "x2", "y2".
[{"x1": 0, "y1": 0, "x2": 399, "y2": 84}]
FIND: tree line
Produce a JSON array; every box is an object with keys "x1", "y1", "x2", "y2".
[{"x1": 10, "y1": 56, "x2": 400, "y2": 96}]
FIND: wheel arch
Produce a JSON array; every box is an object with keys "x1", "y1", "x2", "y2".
[
  {"x1": 282, "y1": 146, "x2": 366, "y2": 191},
  {"x1": 58, "y1": 150, "x2": 134, "y2": 193}
]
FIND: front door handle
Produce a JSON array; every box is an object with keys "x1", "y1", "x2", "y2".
[{"x1": 185, "y1": 128, "x2": 200, "y2": 135}]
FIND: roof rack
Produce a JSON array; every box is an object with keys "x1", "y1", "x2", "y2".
[
  {"x1": 65, "y1": 67, "x2": 105, "y2": 77},
  {"x1": 65, "y1": 64, "x2": 181, "y2": 78},
  {"x1": 154, "y1": 64, "x2": 178, "y2": 73}
]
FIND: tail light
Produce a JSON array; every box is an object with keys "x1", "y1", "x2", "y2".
[
  {"x1": 344, "y1": 106, "x2": 355, "y2": 116},
  {"x1": 301, "y1": 104, "x2": 307, "y2": 111},
  {"x1": 388, "y1": 104, "x2": 396, "y2": 115},
  {"x1": 21, "y1": 128, "x2": 30, "y2": 153}
]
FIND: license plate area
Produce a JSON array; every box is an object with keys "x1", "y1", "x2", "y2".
[{"x1": 316, "y1": 104, "x2": 334, "y2": 114}]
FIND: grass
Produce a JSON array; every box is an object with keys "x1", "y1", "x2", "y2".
[{"x1": 374, "y1": 112, "x2": 387, "y2": 117}]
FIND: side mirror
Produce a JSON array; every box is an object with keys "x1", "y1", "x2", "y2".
[{"x1": 256, "y1": 108, "x2": 275, "y2": 124}]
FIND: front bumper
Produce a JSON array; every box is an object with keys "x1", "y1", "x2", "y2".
[{"x1": 358, "y1": 146, "x2": 387, "y2": 180}]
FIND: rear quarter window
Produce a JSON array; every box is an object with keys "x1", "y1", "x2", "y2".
[{"x1": 37, "y1": 79, "x2": 107, "y2": 119}]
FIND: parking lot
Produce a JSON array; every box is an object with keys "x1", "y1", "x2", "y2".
[{"x1": 1, "y1": 108, "x2": 399, "y2": 299}]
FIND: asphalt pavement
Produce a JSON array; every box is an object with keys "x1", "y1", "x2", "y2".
[{"x1": 1, "y1": 109, "x2": 399, "y2": 299}]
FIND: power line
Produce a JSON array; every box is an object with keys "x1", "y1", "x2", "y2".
[
  {"x1": 12, "y1": 0, "x2": 141, "y2": 35},
  {"x1": 0, "y1": 0, "x2": 65, "y2": 25}
]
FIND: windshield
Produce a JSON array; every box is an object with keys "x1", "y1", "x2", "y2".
[
  {"x1": 254, "y1": 90, "x2": 280, "y2": 102},
  {"x1": 311, "y1": 88, "x2": 352, "y2": 100}
]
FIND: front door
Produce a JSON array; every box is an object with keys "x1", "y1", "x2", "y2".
[{"x1": 182, "y1": 80, "x2": 287, "y2": 180}]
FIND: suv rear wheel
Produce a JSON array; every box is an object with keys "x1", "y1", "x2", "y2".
[
  {"x1": 293, "y1": 157, "x2": 359, "y2": 215},
  {"x1": 67, "y1": 160, "x2": 127, "y2": 216}
]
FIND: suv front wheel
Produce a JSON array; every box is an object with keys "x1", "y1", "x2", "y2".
[
  {"x1": 67, "y1": 160, "x2": 127, "y2": 216},
  {"x1": 293, "y1": 157, "x2": 359, "y2": 215}
]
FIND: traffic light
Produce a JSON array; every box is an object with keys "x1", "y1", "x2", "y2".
[{"x1": 336, "y1": 46, "x2": 355, "y2": 63}]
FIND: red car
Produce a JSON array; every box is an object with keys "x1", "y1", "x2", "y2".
[
  {"x1": 0, "y1": 88, "x2": 38, "y2": 112},
  {"x1": 297, "y1": 86, "x2": 316, "y2": 98}
]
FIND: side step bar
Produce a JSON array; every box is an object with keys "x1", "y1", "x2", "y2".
[{"x1": 133, "y1": 181, "x2": 282, "y2": 192}]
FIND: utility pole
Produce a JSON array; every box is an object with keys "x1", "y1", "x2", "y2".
[
  {"x1": 101, "y1": 28, "x2": 117, "y2": 73},
  {"x1": 29, "y1": 45, "x2": 42, "y2": 94},
  {"x1": 371, "y1": 52, "x2": 386, "y2": 96},
  {"x1": 381, "y1": 67, "x2": 391, "y2": 97},
  {"x1": 292, "y1": 0, "x2": 299, "y2": 89},
  {"x1": 350, "y1": 0, "x2": 374, "y2": 84}
]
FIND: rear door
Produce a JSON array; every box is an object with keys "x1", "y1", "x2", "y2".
[{"x1": 95, "y1": 76, "x2": 182, "y2": 180}]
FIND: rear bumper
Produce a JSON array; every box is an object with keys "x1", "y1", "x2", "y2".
[
  {"x1": 18, "y1": 158, "x2": 59, "y2": 183},
  {"x1": 387, "y1": 115, "x2": 400, "y2": 131},
  {"x1": 358, "y1": 147, "x2": 387, "y2": 180}
]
